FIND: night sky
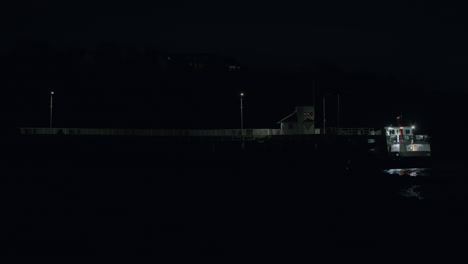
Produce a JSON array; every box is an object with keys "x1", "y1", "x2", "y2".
[
  {"x1": 2, "y1": 2, "x2": 467, "y2": 133},
  {"x1": 2, "y1": 3, "x2": 467, "y2": 257}
]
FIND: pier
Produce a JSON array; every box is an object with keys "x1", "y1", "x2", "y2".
[{"x1": 19, "y1": 127, "x2": 380, "y2": 138}]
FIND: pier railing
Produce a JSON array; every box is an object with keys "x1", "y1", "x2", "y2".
[
  {"x1": 19, "y1": 127, "x2": 386, "y2": 137},
  {"x1": 19, "y1": 128, "x2": 282, "y2": 138},
  {"x1": 335, "y1": 128, "x2": 381, "y2": 136}
]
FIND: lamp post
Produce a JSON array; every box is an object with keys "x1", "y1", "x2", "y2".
[
  {"x1": 240, "y1": 92, "x2": 244, "y2": 138},
  {"x1": 322, "y1": 95, "x2": 326, "y2": 134},
  {"x1": 50, "y1": 91, "x2": 54, "y2": 128},
  {"x1": 337, "y1": 91, "x2": 340, "y2": 130}
]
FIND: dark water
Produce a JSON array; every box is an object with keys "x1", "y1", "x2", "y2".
[
  {"x1": 382, "y1": 166, "x2": 465, "y2": 201},
  {"x1": 1, "y1": 138, "x2": 465, "y2": 257}
]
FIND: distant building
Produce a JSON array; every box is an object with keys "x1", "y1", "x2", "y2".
[
  {"x1": 164, "y1": 53, "x2": 240, "y2": 72},
  {"x1": 278, "y1": 106, "x2": 317, "y2": 135}
]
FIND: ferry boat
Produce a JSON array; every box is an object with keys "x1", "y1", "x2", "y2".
[
  {"x1": 384, "y1": 125, "x2": 431, "y2": 158},
  {"x1": 378, "y1": 115, "x2": 432, "y2": 169}
]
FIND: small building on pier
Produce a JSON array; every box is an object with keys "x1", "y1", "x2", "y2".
[{"x1": 277, "y1": 106, "x2": 318, "y2": 135}]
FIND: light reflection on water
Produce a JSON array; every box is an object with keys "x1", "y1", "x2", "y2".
[
  {"x1": 399, "y1": 185, "x2": 424, "y2": 199},
  {"x1": 382, "y1": 168, "x2": 431, "y2": 199},
  {"x1": 383, "y1": 168, "x2": 431, "y2": 177},
  {"x1": 381, "y1": 166, "x2": 463, "y2": 201}
]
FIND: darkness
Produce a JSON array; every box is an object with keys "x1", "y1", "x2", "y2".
[
  {"x1": 1, "y1": 2, "x2": 467, "y2": 258},
  {"x1": 1, "y1": 2, "x2": 467, "y2": 134}
]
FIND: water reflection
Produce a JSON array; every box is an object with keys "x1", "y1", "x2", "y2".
[
  {"x1": 400, "y1": 185, "x2": 424, "y2": 200},
  {"x1": 382, "y1": 168, "x2": 431, "y2": 200},
  {"x1": 383, "y1": 168, "x2": 431, "y2": 177}
]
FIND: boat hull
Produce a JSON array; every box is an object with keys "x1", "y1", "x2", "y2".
[{"x1": 389, "y1": 151, "x2": 431, "y2": 158}]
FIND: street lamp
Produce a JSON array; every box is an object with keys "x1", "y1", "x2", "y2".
[
  {"x1": 240, "y1": 92, "x2": 244, "y2": 138},
  {"x1": 50, "y1": 91, "x2": 54, "y2": 128},
  {"x1": 322, "y1": 95, "x2": 326, "y2": 134},
  {"x1": 337, "y1": 91, "x2": 340, "y2": 130}
]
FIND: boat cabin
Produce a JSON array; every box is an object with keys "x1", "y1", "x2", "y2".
[
  {"x1": 384, "y1": 126, "x2": 415, "y2": 143},
  {"x1": 384, "y1": 125, "x2": 431, "y2": 157}
]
